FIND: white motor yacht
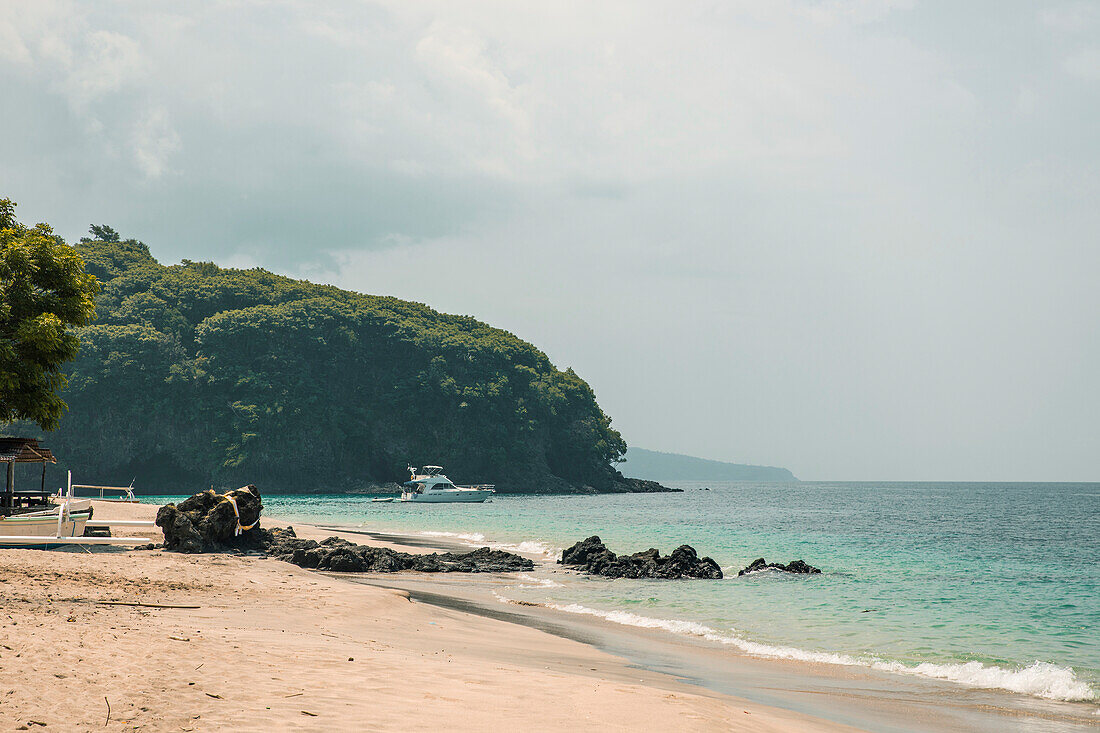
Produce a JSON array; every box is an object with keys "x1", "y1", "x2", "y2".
[{"x1": 399, "y1": 466, "x2": 494, "y2": 503}]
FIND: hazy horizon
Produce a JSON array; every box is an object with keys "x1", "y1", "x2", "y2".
[{"x1": 2, "y1": 1, "x2": 1097, "y2": 481}]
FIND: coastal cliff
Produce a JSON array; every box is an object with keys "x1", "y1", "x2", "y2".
[{"x1": 19, "y1": 230, "x2": 669, "y2": 494}]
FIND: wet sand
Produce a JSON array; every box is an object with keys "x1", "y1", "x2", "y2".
[
  {"x1": 351, "y1": 573, "x2": 1100, "y2": 733},
  {"x1": 302, "y1": 518, "x2": 1100, "y2": 732}
]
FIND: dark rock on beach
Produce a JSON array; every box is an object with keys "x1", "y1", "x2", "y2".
[
  {"x1": 737, "y1": 557, "x2": 821, "y2": 576},
  {"x1": 559, "y1": 536, "x2": 723, "y2": 579},
  {"x1": 156, "y1": 487, "x2": 534, "y2": 573},
  {"x1": 263, "y1": 528, "x2": 534, "y2": 574},
  {"x1": 155, "y1": 485, "x2": 265, "y2": 553}
]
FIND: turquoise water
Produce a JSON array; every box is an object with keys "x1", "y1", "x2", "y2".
[{"x1": 151, "y1": 481, "x2": 1100, "y2": 703}]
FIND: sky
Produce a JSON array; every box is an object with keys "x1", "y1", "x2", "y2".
[{"x1": 1, "y1": 1, "x2": 1097, "y2": 480}]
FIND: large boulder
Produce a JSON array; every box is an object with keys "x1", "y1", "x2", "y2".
[
  {"x1": 737, "y1": 558, "x2": 821, "y2": 576},
  {"x1": 560, "y1": 535, "x2": 614, "y2": 566},
  {"x1": 559, "y1": 536, "x2": 722, "y2": 579},
  {"x1": 156, "y1": 485, "x2": 264, "y2": 553}
]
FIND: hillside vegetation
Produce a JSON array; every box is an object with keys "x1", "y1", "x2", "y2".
[{"x1": 25, "y1": 228, "x2": 662, "y2": 494}]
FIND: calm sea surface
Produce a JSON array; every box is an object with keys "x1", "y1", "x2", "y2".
[{"x1": 150, "y1": 481, "x2": 1100, "y2": 704}]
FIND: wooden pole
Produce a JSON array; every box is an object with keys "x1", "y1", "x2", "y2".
[
  {"x1": 41, "y1": 462, "x2": 46, "y2": 493},
  {"x1": 4, "y1": 461, "x2": 13, "y2": 509}
]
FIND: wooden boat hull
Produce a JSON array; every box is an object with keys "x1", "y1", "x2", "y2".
[{"x1": 0, "y1": 507, "x2": 91, "y2": 548}]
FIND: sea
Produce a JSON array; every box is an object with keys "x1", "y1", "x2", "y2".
[{"x1": 151, "y1": 481, "x2": 1100, "y2": 707}]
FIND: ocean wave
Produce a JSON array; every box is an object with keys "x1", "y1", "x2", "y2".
[
  {"x1": 517, "y1": 577, "x2": 564, "y2": 589},
  {"x1": 538, "y1": 602, "x2": 1096, "y2": 702},
  {"x1": 871, "y1": 660, "x2": 1096, "y2": 702},
  {"x1": 417, "y1": 530, "x2": 561, "y2": 559},
  {"x1": 419, "y1": 530, "x2": 488, "y2": 544}
]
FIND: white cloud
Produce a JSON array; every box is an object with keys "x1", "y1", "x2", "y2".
[
  {"x1": 132, "y1": 106, "x2": 181, "y2": 179},
  {"x1": 63, "y1": 30, "x2": 146, "y2": 107},
  {"x1": 1063, "y1": 47, "x2": 1100, "y2": 81},
  {"x1": 414, "y1": 22, "x2": 536, "y2": 176},
  {"x1": 1040, "y1": 2, "x2": 1098, "y2": 33},
  {"x1": 1015, "y1": 86, "x2": 1037, "y2": 114},
  {"x1": 0, "y1": 18, "x2": 32, "y2": 64}
]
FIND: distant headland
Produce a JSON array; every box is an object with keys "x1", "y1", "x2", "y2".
[{"x1": 619, "y1": 448, "x2": 797, "y2": 482}]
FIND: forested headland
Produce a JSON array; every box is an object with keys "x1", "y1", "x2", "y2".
[{"x1": 8, "y1": 225, "x2": 669, "y2": 494}]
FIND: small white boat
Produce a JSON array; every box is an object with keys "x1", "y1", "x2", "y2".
[
  {"x1": 399, "y1": 466, "x2": 494, "y2": 503},
  {"x1": 60, "y1": 482, "x2": 138, "y2": 503}
]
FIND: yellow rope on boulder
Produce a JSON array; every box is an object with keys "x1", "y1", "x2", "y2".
[{"x1": 223, "y1": 494, "x2": 258, "y2": 536}]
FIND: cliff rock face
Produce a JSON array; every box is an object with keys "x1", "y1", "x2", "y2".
[{"x1": 31, "y1": 235, "x2": 675, "y2": 494}]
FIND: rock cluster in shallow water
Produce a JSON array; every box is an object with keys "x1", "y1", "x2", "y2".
[
  {"x1": 559, "y1": 535, "x2": 723, "y2": 579},
  {"x1": 737, "y1": 558, "x2": 821, "y2": 576}
]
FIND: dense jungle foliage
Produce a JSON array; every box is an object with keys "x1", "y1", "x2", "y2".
[
  {"x1": 15, "y1": 227, "x2": 647, "y2": 493},
  {"x1": 0, "y1": 199, "x2": 98, "y2": 431}
]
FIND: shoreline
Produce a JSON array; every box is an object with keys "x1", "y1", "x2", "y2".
[
  {"x1": 0, "y1": 501, "x2": 848, "y2": 732},
  {"x1": 252, "y1": 510, "x2": 1100, "y2": 729},
  {"x1": 242, "y1": 481, "x2": 1098, "y2": 705},
  {"x1": 2, "y1": 502, "x2": 1096, "y2": 731},
  {"x1": 315, "y1": 526, "x2": 1099, "y2": 733}
]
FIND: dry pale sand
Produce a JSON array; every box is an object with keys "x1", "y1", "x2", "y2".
[{"x1": 0, "y1": 501, "x2": 855, "y2": 733}]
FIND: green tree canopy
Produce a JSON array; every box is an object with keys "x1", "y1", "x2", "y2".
[
  {"x1": 0, "y1": 199, "x2": 99, "y2": 430},
  {"x1": 8, "y1": 214, "x2": 637, "y2": 493}
]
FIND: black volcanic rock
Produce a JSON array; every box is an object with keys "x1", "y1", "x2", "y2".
[
  {"x1": 264, "y1": 530, "x2": 533, "y2": 573},
  {"x1": 560, "y1": 535, "x2": 614, "y2": 566},
  {"x1": 155, "y1": 485, "x2": 264, "y2": 553},
  {"x1": 737, "y1": 557, "x2": 821, "y2": 576},
  {"x1": 157, "y1": 488, "x2": 534, "y2": 573},
  {"x1": 559, "y1": 536, "x2": 722, "y2": 579}
]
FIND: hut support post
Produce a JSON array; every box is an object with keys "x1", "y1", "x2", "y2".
[
  {"x1": 41, "y1": 462, "x2": 46, "y2": 493},
  {"x1": 4, "y1": 461, "x2": 13, "y2": 508}
]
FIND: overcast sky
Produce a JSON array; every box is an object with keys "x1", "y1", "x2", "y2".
[{"x1": 2, "y1": 1, "x2": 1097, "y2": 480}]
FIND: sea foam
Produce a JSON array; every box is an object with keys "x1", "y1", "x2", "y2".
[
  {"x1": 537, "y1": 601, "x2": 1097, "y2": 702},
  {"x1": 518, "y1": 576, "x2": 564, "y2": 589},
  {"x1": 418, "y1": 530, "x2": 561, "y2": 559}
]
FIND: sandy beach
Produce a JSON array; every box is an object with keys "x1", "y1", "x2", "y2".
[
  {"x1": 4, "y1": 500, "x2": 1098, "y2": 732},
  {"x1": 0, "y1": 500, "x2": 855, "y2": 732}
]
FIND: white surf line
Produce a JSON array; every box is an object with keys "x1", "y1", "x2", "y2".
[{"x1": 494, "y1": 597, "x2": 1097, "y2": 703}]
